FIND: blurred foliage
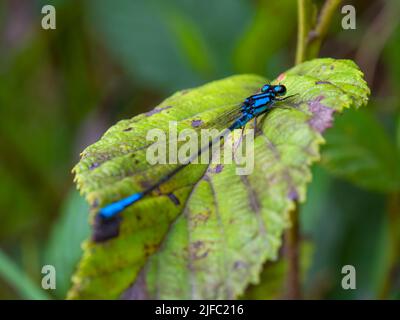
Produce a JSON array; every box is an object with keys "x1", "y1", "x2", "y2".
[
  {"x1": 86, "y1": 0, "x2": 252, "y2": 92},
  {"x1": 322, "y1": 108, "x2": 400, "y2": 192},
  {"x1": 241, "y1": 241, "x2": 313, "y2": 299},
  {"x1": 0, "y1": 0, "x2": 399, "y2": 300},
  {"x1": 44, "y1": 189, "x2": 90, "y2": 298},
  {"x1": 0, "y1": 250, "x2": 50, "y2": 300},
  {"x1": 301, "y1": 169, "x2": 390, "y2": 299}
]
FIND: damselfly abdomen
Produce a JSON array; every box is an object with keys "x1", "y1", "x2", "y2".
[{"x1": 94, "y1": 84, "x2": 292, "y2": 241}]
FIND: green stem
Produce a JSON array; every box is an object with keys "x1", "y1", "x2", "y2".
[
  {"x1": 288, "y1": 0, "x2": 342, "y2": 299},
  {"x1": 307, "y1": 0, "x2": 342, "y2": 59},
  {"x1": 295, "y1": 0, "x2": 313, "y2": 65},
  {"x1": 0, "y1": 250, "x2": 51, "y2": 300},
  {"x1": 285, "y1": 206, "x2": 301, "y2": 299},
  {"x1": 296, "y1": 0, "x2": 342, "y2": 64}
]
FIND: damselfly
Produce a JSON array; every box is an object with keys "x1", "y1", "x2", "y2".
[{"x1": 98, "y1": 84, "x2": 294, "y2": 221}]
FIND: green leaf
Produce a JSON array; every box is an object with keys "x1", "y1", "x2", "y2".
[
  {"x1": 233, "y1": 0, "x2": 296, "y2": 75},
  {"x1": 44, "y1": 189, "x2": 90, "y2": 298},
  {"x1": 321, "y1": 109, "x2": 400, "y2": 192},
  {"x1": 69, "y1": 58, "x2": 369, "y2": 299},
  {"x1": 0, "y1": 250, "x2": 50, "y2": 300},
  {"x1": 86, "y1": 0, "x2": 251, "y2": 92}
]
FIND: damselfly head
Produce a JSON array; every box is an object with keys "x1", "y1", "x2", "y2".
[
  {"x1": 261, "y1": 84, "x2": 286, "y2": 96},
  {"x1": 272, "y1": 85, "x2": 286, "y2": 96}
]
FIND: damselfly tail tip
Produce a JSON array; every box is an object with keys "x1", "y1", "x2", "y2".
[{"x1": 92, "y1": 192, "x2": 145, "y2": 242}]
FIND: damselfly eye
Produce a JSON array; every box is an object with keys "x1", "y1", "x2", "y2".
[
  {"x1": 261, "y1": 84, "x2": 271, "y2": 92},
  {"x1": 273, "y1": 85, "x2": 286, "y2": 95}
]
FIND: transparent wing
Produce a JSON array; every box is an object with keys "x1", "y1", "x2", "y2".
[
  {"x1": 189, "y1": 83, "x2": 269, "y2": 131},
  {"x1": 195, "y1": 102, "x2": 243, "y2": 131}
]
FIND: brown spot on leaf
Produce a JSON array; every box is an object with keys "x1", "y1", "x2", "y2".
[
  {"x1": 123, "y1": 127, "x2": 133, "y2": 132},
  {"x1": 234, "y1": 261, "x2": 248, "y2": 270},
  {"x1": 307, "y1": 96, "x2": 335, "y2": 133},
  {"x1": 288, "y1": 187, "x2": 299, "y2": 201},
  {"x1": 145, "y1": 105, "x2": 172, "y2": 117},
  {"x1": 209, "y1": 164, "x2": 224, "y2": 174},
  {"x1": 191, "y1": 119, "x2": 203, "y2": 128},
  {"x1": 140, "y1": 180, "x2": 153, "y2": 190},
  {"x1": 190, "y1": 241, "x2": 209, "y2": 260},
  {"x1": 190, "y1": 209, "x2": 210, "y2": 227},
  {"x1": 89, "y1": 162, "x2": 100, "y2": 170},
  {"x1": 192, "y1": 241, "x2": 203, "y2": 248},
  {"x1": 315, "y1": 80, "x2": 332, "y2": 85},
  {"x1": 144, "y1": 243, "x2": 159, "y2": 257},
  {"x1": 240, "y1": 175, "x2": 261, "y2": 216}
]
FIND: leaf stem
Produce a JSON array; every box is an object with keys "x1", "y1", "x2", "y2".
[
  {"x1": 307, "y1": 0, "x2": 342, "y2": 59},
  {"x1": 289, "y1": 0, "x2": 342, "y2": 299},
  {"x1": 285, "y1": 205, "x2": 301, "y2": 299},
  {"x1": 295, "y1": 0, "x2": 313, "y2": 65},
  {"x1": 296, "y1": 0, "x2": 342, "y2": 64}
]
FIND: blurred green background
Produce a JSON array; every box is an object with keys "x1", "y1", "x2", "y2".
[{"x1": 0, "y1": 0, "x2": 399, "y2": 299}]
